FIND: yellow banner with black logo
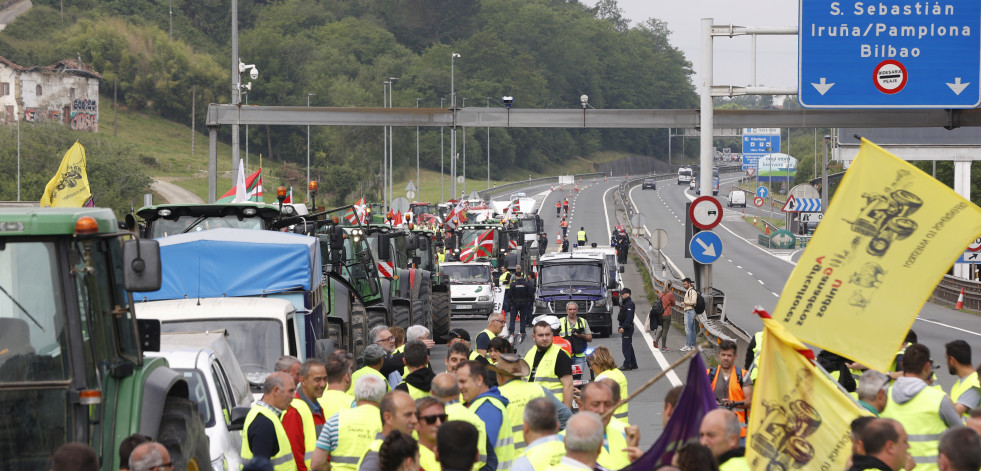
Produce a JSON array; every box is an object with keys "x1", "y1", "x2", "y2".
[
  {"x1": 773, "y1": 138, "x2": 981, "y2": 372},
  {"x1": 40, "y1": 141, "x2": 92, "y2": 207},
  {"x1": 747, "y1": 314, "x2": 871, "y2": 471}
]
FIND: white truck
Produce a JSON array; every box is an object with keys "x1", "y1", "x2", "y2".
[{"x1": 440, "y1": 261, "x2": 496, "y2": 318}]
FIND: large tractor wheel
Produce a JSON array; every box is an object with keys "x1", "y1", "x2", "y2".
[
  {"x1": 350, "y1": 303, "x2": 369, "y2": 365},
  {"x1": 392, "y1": 303, "x2": 410, "y2": 331},
  {"x1": 413, "y1": 277, "x2": 433, "y2": 331},
  {"x1": 367, "y1": 306, "x2": 388, "y2": 332},
  {"x1": 431, "y1": 291, "x2": 451, "y2": 344},
  {"x1": 157, "y1": 396, "x2": 210, "y2": 471}
]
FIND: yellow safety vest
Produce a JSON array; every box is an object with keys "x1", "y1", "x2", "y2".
[
  {"x1": 356, "y1": 439, "x2": 383, "y2": 471},
  {"x1": 524, "y1": 344, "x2": 568, "y2": 401},
  {"x1": 401, "y1": 381, "x2": 430, "y2": 400},
  {"x1": 438, "y1": 250, "x2": 446, "y2": 263},
  {"x1": 512, "y1": 434, "x2": 565, "y2": 471},
  {"x1": 596, "y1": 418, "x2": 631, "y2": 471},
  {"x1": 498, "y1": 379, "x2": 547, "y2": 452},
  {"x1": 332, "y1": 405, "x2": 383, "y2": 471},
  {"x1": 749, "y1": 331, "x2": 763, "y2": 382},
  {"x1": 576, "y1": 230, "x2": 586, "y2": 243},
  {"x1": 419, "y1": 444, "x2": 441, "y2": 471},
  {"x1": 241, "y1": 405, "x2": 298, "y2": 471},
  {"x1": 469, "y1": 350, "x2": 482, "y2": 361},
  {"x1": 499, "y1": 271, "x2": 512, "y2": 287},
  {"x1": 346, "y1": 366, "x2": 390, "y2": 395},
  {"x1": 719, "y1": 456, "x2": 751, "y2": 471},
  {"x1": 318, "y1": 389, "x2": 355, "y2": 421},
  {"x1": 470, "y1": 394, "x2": 516, "y2": 470},
  {"x1": 289, "y1": 398, "x2": 317, "y2": 469},
  {"x1": 597, "y1": 368, "x2": 629, "y2": 420},
  {"x1": 881, "y1": 384, "x2": 947, "y2": 471},
  {"x1": 446, "y1": 402, "x2": 488, "y2": 471},
  {"x1": 951, "y1": 371, "x2": 980, "y2": 418}
]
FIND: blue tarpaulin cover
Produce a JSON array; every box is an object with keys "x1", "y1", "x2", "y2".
[{"x1": 136, "y1": 228, "x2": 321, "y2": 301}]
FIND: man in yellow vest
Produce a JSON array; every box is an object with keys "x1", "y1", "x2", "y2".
[
  {"x1": 242, "y1": 371, "x2": 298, "y2": 471},
  {"x1": 510, "y1": 398, "x2": 564, "y2": 471},
  {"x1": 355, "y1": 390, "x2": 418, "y2": 471},
  {"x1": 476, "y1": 313, "x2": 505, "y2": 357},
  {"x1": 699, "y1": 409, "x2": 748, "y2": 470},
  {"x1": 525, "y1": 320, "x2": 573, "y2": 409},
  {"x1": 415, "y1": 396, "x2": 447, "y2": 471},
  {"x1": 576, "y1": 227, "x2": 587, "y2": 246},
  {"x1": 558, "y1": 303, "x2": 592, "y2": 386},
  {"x1": 431, "y1": 373, "x2": 488, "y2": 471},
  {"x1": 881, "y1": 343, "x2": 961, "y2": 470},
  {"x1": 320, "y1": 350, "x2": 355, "y2": 426},
  {"x1": 945, "y1": 340, "x2": 980, "y2": 417},
  {"x1": 459, "y1": 360, "x2": 515, "y2": 471},
  {"x1": 578, "y1": 382, "x2": 639, "y2": 470},
  {"x1": 499, "y1": 266, "x2": 514, "y2": 319},
  {"x1": 493, "y1": 353, "x2": 548, "y2": 455},
  {"x1": 347, "y1": 345, "x2": 391, "y2": 396},
  {"x1": 548, "y1": 412, "x2": 604, "y2": 471},
  {"x1": 855, "y1": 370, "x2": 890, "y2": 417},
  {"x1": 395, "y1": 340, "x2": 435, "y2": 399},
  {"x1": 311, "y1": 374, "x2": 387, "y2": 471},
  {"x1": 283, "y1": 359, "x2": 328, "y2": 471}
]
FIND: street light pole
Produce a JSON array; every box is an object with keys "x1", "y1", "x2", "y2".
[
  {"x1": 244, "y1": 93, "x2": 248, "y2": 172},
  {"x1": 486, "y1": 97, "x2": 490, "y2": 190},
  {"x1": 440, "y1": 97, "x2": 445, "y2": 202},
  {"x1": 450, "y1": 52, "x2": 460, "y2": 199},
  {"x1": 416, "y1": 97, "x2": 420, "y2": 200},
  {"x1": 462, "y1": 98, "x2": 466, "y2": 196},
  {"x1": 306, "y1": 93, "x2": 315, "y2": 203},
  {"x1": 383, "y1": 81, "x2": 389, "y2": 211},
  {"x1": 389, "y1": 77, "x2": 398, "y2": 207},
  {"x1": 230, "y1": 0, "x2": 240, "y2": 195},
  {"x1": 822, "y1": 134, "x2": 830, "y2": 213}
]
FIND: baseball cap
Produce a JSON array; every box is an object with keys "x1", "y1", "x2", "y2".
[
  {"x1": 446, "y1": 328, "x2": 471, "y2": 343},
  {"x1": 363, "y1": 344, "x2": 386, "y2": 364}
]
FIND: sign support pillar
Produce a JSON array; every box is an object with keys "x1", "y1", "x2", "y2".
[{"x1": 699, "y1": 17, "x2": 715, "y2": 295}]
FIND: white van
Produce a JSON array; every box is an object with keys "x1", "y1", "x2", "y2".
[
  {"x1": 677, "y1": 167, "x2": 693, "y2": 185},
  {"x1": 728, "y1": 189, "x2": 747, "y2": 207}
]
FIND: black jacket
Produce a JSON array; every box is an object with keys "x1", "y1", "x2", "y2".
[
  {"x1": 847, "y1": 455, "x2": 893, "y2": 471},
  {"x1": 509, "y1": 277, "x2": 535, "y2": 303},
  {"x1": 617, "y1": 297, "x2": 635, "y2": 330},
  {"x1": 396, "y1": 366, "x2": 435, "y2": 394}
]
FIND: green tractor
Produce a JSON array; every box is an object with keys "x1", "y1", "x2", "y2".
[
  {"x1": 0, "y1": 208, "x2": 209, "y2": 471},
  {"x1": 407, "y1": 227, "x2": 451, "y2": 343}
]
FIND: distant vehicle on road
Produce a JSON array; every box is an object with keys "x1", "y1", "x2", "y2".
[
  {"x1": 728, "y1": 189, "x2": 747, "y2": 208},
  {"x1": 677, "y1": 167, "x2": 693, "y2": 185},
  {"x1": 642, "y1": 178, "x2": 657, "y2": 190}
]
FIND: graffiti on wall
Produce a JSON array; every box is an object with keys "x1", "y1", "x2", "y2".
[
  {"x1": 70, "y1": 97, "x2": 97, "y2": 132},
  {"x1": 23, "y1": 107, "x2": 39, "y2": 122}
]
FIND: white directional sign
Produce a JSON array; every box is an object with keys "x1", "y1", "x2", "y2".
[
  {"x1": 689, "y1": 196, "x2": 723, "y2": 230},
  {"x1": 782, "y1": 195, "x2": 822, "y2": 213},
  {"x1": 960, "y1": 251, "x2": 981, "y2": 264},
  {"x1": 689, "y1": 231, "x2": 723, "y2": 264},
  {"x1": 405, "y1": 181, "x2": 418, "y2": 192}
]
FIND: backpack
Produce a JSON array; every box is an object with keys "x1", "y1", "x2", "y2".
[
  {"x1": 650, "y1": 299, "x2": 664, "y2": 316},
  {"x1": 691, "y1": 288, "x2": 706, "y2": 315}
]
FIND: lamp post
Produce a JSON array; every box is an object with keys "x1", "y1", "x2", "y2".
[
  {"x1": 450, "y1": 52, "x2": 460, "y2": 199},
  {"x1": 486, "y1": 97, "x2": 490, "y2": 190},
  {"x1": 822, "y1": 134, "x2": 831, "y2": 213},
  {"x1": 416, "y1": 97, "x2": 421, "y2": 199},
  {"x1": 388, "y1": 77, "x2": 399, "y2": 207},
  {"x1": 306, "y1": 93, "x2": 315, "y2": 203},
  {"x1": 244, "y1": 93, "x2": 248, "y2": 171},
  {"x1": 440, "y1": 97, "x2": 445, "y2": 202},
  {"x1": 383, "y1": 81, "x2": 389, "y2": 212},
  {"x1": 461, "y1": 97, "x2": 467, "y2": 196}
]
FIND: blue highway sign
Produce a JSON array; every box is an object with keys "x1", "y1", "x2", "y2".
[
  {"x1": 756, "y1": 186, "x2": 769, "y2": 199},
  {"x1": 782, "y1": 196, "x2": 822, "y2": 212},
  {"x1": 799, "y1": 0, "x2": 981, "y2": 108},
  {"x1": 689, "y1": 231, "x2": 723, "y2": 265}
]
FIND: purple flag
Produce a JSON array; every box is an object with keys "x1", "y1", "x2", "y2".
[{"x1": 620, "y1": 353, "x2": 717, "y2": 470}]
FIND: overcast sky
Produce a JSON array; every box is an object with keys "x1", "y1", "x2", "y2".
[{"x1": 613, "y1": 1, "x2": 799, "y2": 91}]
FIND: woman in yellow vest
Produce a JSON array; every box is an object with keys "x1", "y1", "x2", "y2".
[{"x1": 588, "y1": 346, "x2": 629, "y2": 421}]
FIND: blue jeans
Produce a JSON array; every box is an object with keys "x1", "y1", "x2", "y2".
[{"x1": 684, "y1": 309, "x2": 697, "y2": 347}]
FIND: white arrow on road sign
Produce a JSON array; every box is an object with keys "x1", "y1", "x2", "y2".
[
  {"x1": 772, "y1": 233, "x2": 794, "y2": 247},
  {"x1": 811, "y1": 78, "x2": 835, "y2": 95},
  {"x1": 695, "y1": 237, "x2": 717, "y2": 258},
  {"x1": 405, "y1": 181, "x2": 418, "y2": 192},
  {"x1": 948, "y1": 77, "x2": 971, "y2": 95}
]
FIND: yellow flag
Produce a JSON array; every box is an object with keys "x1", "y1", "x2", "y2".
[
  {"x1": 747, "y1": 314, "x2": 871, "y2": 471},
  {"x1": 40, "y1": 141, "x2": 92, "y2": 207},
  {"x1": 773, "y1": 138, "x2": 981, "y2": 372}
]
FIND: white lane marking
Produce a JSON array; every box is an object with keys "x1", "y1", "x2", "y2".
[
  {"x1": 747, "y1": 272, "x2": 753, "y2": 276},
  {"x1": 772, "y1": 292, "x2": 779, "y2": 297},
  {"x1": 758, "y1": 280, "x2": 765, "y2": 285},
  {"x1": 916, "y1": 318, "x2": 981, "y2": 337},
  {"x1": 736, "y1": 265, "x2": 743, "y2": 269}
]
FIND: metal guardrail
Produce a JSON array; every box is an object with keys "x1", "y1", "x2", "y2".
[
  {"x1": 476, "y1": 172, "x2": 605, "y2": 200},
  {"x1": 933, "y1": 274, "x2": 981, "y2": 312}
]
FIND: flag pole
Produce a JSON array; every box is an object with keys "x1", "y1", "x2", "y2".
[{"x1": 601, "y1": 341, "x2": 711, "y2": 422}]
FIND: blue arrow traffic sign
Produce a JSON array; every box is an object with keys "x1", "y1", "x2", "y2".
[
  {"x1": 756, "y1": 186, "x2": 769, "y2": 198},
  {"x1": 799, "y1": 0, "x2": 981, "y2": 108},
  {"x1": 689, "y1": 231, "x2": 723, "y2": 265},
  {"x1": 782, "y1": 196, "x2": 822, "y2": 212}
]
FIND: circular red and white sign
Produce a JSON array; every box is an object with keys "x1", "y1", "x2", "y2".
[
  {"x1": 874, "y1": 60, "x2": 907, "y2": 94},
  {"x1": 968, "y1": 237, "x2": 981, "y2": 252},
  {"x1": 754, "y1": 196, "x2": 765, "y2": 207},
  {"x1": 689, "y1": 196, "x2": 724, "y2": 230}
]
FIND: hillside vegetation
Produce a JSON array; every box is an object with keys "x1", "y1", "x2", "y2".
[{"x1": 0, "y1": 0, "x2": 698, "y2": 210}]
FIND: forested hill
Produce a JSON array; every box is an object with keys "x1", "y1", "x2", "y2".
[{"x1": 0, "y1": 0, "x2": 696, "y2": 203}]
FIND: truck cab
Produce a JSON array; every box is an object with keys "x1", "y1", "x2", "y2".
[
  {"x1": 532, "y1": 251, "x2": 620, "y2": 337},
  {"x1": 440, "y1": 262, "x2": 495, "y2": 317},
  {"x1": 136, "y1": 202, "x2": 290, "y2": 239}
]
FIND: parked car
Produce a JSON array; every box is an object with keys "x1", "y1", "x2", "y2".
[
  {"x1": 144, "y1": 332, "x2": 254, "y2": 471},
  {"x1": 728, "y1": 189, "x2": 747, "y2": 207},
  {"x1": 641, "y1": 178, "x2": 657, "y2": 190}
]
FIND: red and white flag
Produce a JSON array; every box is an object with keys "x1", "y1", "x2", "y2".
[
  {"x1": 354, "y1": 197, "x2": 368, "y2": 224},
  {"x1": 461, "y1": 228, "x2": 494, "y2": 263},
  {"x1": 283, "y1": 187, "x2": 293, "y2": 204}
]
